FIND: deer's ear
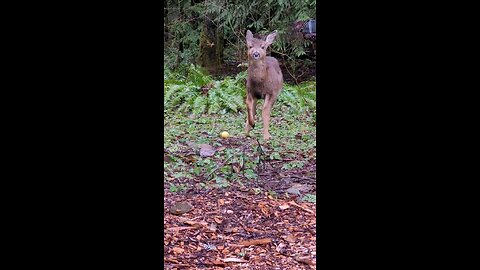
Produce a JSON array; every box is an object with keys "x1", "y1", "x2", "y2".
[
  {"x1": 246, "y1": 30, "x2": 253, "y2": 41},
  {"x1": 265, "y1": 31, "x2": 277, "y2": 46},
  {"x1": 246, "y1": 30, "x2": 254, "y2": 47}
]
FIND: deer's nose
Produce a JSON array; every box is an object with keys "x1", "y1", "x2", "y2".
[{"x1": 252, "y1": 51, "x2": 260, "y2": 59}]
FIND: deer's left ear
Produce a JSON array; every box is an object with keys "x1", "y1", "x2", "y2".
[{"x1": 265, "y1": 30, "x2": 277, "y2": 46}]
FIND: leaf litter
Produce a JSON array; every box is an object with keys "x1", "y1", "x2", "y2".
[
  {"x1": 164, "y1": 142, "x2": 316, "y2": 269},
  {"x1": 164, "y1": 111, "x2": 316, "y2": 269}
]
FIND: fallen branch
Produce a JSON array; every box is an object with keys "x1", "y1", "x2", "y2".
[
  {"x1": 166, "y1": 226, "x2": 199, "y2": 232},
  {"x1": 288, "y1": 175, "x2": 316, "y2": 182},
  {"x1": 238, "y1": 238, "x2": 272, "y2": 246},
  {"x1": 223, "y1": 258, "x2": 248, "y2": 263},
  {"x1": 289, "y1": 200, "x2": 316, "y2": 215}
]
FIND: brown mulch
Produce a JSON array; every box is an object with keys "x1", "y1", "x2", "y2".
[
  {"x1": 164, "y1": 189, "x2": 316, "y2": 269},
  {"x1": 164, "y1": 135, "x2": 317, "y2": 269}
]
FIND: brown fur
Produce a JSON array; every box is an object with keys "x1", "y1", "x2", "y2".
[{"x1": 245, "y1": 30, "x2": 283, "y2": 140}]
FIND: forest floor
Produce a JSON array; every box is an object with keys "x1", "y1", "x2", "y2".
[{"x1": 164, "y1": 103, "x2": 317, "y2": 269}]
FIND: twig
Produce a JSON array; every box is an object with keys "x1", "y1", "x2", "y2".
[
  {"x1": 166, "y1": 226, "x2": 199, "y2": 232},
  {"x1": 255, "y1": 138, "x2": 266, "y2": 173},
  {"x1": 271, "y1": 49, "x2": 301, "y2": 84},
  {"x1": 205, "y1": 154, "x2": 234, "y2": 180},
  {"x1": 288, "y1": 175, "x2": 316, "y2": 182}
]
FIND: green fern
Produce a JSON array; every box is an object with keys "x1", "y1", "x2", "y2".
[
  {"x1": 207, "y1": 90, "x2": 221, "y2": 114},
  {"x1": 164, "y1": 65, "x2": 315, "y2": 115},
  {"x1": 192, "y1": 95, "x2": 207, "y2": 115}
]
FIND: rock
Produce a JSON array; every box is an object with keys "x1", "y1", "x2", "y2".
[
  {"x1": 169, "y1": 201, "x2": 194, "y2": 215},
  {"x1": 199, "y1": 144, "x2": 215, "y2": 157}
]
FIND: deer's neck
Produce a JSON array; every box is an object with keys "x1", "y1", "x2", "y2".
[{"x1": 248, "y1": 60, "x2": 267, "y2": 83}]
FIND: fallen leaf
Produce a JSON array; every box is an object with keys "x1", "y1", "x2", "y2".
[
  {"x1": 210, "y1": 260, "x2": 226, "y2": 266},
  {"x1": 257, "y1": 202, "x2": 269, "y2": 215},
  {"x1": 183, "y1": 154, "x2": 196, "y2": 163},
  {"x1": 285, "y1": 234, "x2": 296, "y2": 243},
  {"x1": 182, "y1": 219, "x2": 208, "y2": 227},
  {"x1": 172, "y1": 247, "x2": 184, "y2": 254},
  {"x1": 279, "y1": 204, "x2": 290, "y2": 210},
  {"x1": 245, "y1": 227, "x2": 264, "y2": 233},
  {"x1": 224, "y1": 226, "x2": 238, "y2": 233},
  {"x1": 294, "y1": 255, "x2": 314, "y2": 265}
]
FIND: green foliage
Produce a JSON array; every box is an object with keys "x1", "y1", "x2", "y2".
[
  {"x1": 164, "y1": 0, "x2": 316, "y2": 72},
  {"x1": 164, "y1": 0, "x2": 201, "y2": 69},
  {"x1": 244, "y1": 169, "x2": 257, "y2": 180},
  {"x1": 281, "y1": 160, "x2": 306, "y2": 170},
  {"x1": 278, "y1": 81, "x2": 316, "y2": 112},
  {"x1": 164, "y1": 65, "x2": 245, "y2": 115},
  {"x1": 169, "y1": 183, "x2": 187, "y2": 193},
  {"x1": 164, "y1": 65, "x2": 315, "y2": 115},
  {"x1": 302, "y1": 194, "x2": 316, "y2": 203}
]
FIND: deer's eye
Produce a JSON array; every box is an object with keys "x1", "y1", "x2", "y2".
[
  {"x1": 261, "y1": 46, "x2": 265, "y2": 49},
  {"x1": 249, "y1": 45, "x2": 253, "y2": 49}
]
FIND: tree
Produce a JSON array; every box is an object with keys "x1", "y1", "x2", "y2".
[
  {"x1": 164, "y1": 0, "x2": 317, "y2": 76},
  {"x1": 196, "y1": 14, "x2": 224, "y2": 73}
]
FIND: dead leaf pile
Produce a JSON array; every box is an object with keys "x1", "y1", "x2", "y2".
[{"x1": 164, "y1": 190, "x2": 316, "y2": 269}]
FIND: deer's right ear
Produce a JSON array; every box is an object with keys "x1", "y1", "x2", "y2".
[
  {"x1": 246, "y1": 30, "x2": 253, "y2": 47},
  {"x1": 246, "y1": 30, "x2": 253, "y2": 40}
]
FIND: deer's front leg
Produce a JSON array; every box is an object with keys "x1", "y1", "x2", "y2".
[{"x1": 245, "y1": 95, "x2": 256, "y2": 136}]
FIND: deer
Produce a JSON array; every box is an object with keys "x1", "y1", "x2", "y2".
[{"x1": 245, "y1": 30, "x2": 283, "y2": 140}]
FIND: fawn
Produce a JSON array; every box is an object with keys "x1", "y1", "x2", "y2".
[{"x1": 245, "y1": 30, "x2": 283, "y2": 140}]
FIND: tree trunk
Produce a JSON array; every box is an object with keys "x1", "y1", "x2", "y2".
[{"x1": 197, "y1": 16, "x2": 223, "y2": 75}]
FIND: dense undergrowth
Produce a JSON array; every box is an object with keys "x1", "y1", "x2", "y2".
[{"x1": 164, "y1": 64, "x2": 316, "y2": 117}]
